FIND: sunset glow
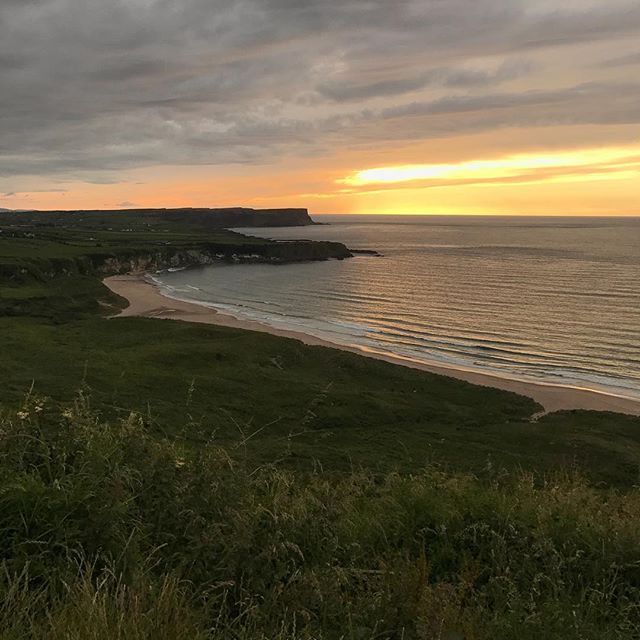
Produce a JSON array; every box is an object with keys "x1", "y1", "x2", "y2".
[
  {"x1": 2, "y1": 1, "x2": 640, "y2": 215},
  {"x1": 341, "y1": 146, "x2": 640, "y2": 187}
]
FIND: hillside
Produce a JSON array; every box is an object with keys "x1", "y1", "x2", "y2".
[{"x1": 0, "y1": 209, "x2": 639, "y2": 638}]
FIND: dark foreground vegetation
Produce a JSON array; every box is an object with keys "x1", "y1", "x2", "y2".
[
  {"x1": 1, "y1": 397, "x2": 639, "y2": 639},
  {"x1": 1, "y1": 208, "x2": 639, "y2": 638}
]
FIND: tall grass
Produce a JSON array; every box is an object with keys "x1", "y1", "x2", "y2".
[{"x1": 1, "y1": 391, "x2": 639, "y2": 638}]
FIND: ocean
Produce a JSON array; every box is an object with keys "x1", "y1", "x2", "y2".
[{"x1": 153, "y1": 215, "x2": 640, "y2": 401}]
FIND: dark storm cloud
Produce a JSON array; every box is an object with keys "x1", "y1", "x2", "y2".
[{"x1": 1, "y1": 0, "x2": 639, "y2": 178}]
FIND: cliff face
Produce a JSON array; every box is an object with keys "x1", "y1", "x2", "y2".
[
  {"x1": 1, "y1": 239, "x2": 352, "y2": 284},
  {"x1": 157, "y1": 207, "x2": 315, "y2": 228},
  {"x1": 95, "y1": 240, "x2": 352, "y2": 275}
]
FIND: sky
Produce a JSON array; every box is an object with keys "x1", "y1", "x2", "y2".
[{"x1": 1, "y1": 0, "x2": 639, "y2": 215}]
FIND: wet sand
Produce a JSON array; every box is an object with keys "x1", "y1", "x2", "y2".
[{"x1": 104, "y1": 274, "x2": 640, "y2": 416}]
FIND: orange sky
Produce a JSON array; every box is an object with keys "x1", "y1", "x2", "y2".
[
  {"x1": 1, "y1": 1, "x2": 640, "y2": 215},
  {"x1": 5, "y1": 135, "x2": 639, "y2": 215}
]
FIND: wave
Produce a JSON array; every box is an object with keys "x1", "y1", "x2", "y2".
[
  {"x1": 152, "y1": 280, "x2": 640, "y2": 402},
  {"x1": 153, "y1": 218, "x2": 640, "y2": 403}
]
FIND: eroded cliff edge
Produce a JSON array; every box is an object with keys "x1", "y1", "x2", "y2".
[{"x1": 94, "y1": 239, "x2": 352, "y2": 276}]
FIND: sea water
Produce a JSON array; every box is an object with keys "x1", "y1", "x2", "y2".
[{"x1": 153, "y1": 215, "x2": 640, "y2": 400}]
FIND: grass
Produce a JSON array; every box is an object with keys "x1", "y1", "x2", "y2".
[
  {"x1": 1, "y1": 315, "x2": 639, "y2": 485},
  {"x1": 1, "y1": 209, "x2": 640, "y2": 636},
  {"x1": 0, "y1": 396, "x2": 639, "y2": 639}
]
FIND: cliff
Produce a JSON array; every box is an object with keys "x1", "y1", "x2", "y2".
[
  {"x1": 156, "y1": 207, "x2": 315, "y2": 228},
  {"x1": 1, "y1": 239, "x2": 352, "y2": 284},
  {"x1": 94, "y1": 240, "x2": 352, "y2": 276},
  {"x1": 0, "y1": 207, "x2": 315, "y2": 230},
  {"x1": 0, "y1": 210, "x2": 353, "y2": 320}
]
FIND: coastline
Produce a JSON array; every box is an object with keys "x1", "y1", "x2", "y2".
[{"x1": 104, "y1": 274, "x2": 640, "y2": 417}]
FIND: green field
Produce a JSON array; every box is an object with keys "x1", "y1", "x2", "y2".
[
  {"x1": 1, "y1": 209, "x2": 639, "y2": 638},
  {"x1": 2, "y1": 316, "x2": 640, "y2": 487}
]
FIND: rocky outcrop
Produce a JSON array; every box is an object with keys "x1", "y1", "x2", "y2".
[
  {"x1": 1, "y1": 238, "x2": 352, "y2": 284},
  {"x1": 94, "y1": 240, "x2": 352, "y2": 276}
]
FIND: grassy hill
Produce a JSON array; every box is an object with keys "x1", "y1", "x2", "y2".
[{"x1": 1, "y1": 209, "x2": 639, "y2": 638}]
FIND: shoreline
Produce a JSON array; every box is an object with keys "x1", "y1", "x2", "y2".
[{"x1": 104, "y1": 274, "x2": 640, "y2": 417}]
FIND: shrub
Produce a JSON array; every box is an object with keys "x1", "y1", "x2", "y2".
[{"x1": 1, "y1": 392, "x2": 639, "y2": 638}]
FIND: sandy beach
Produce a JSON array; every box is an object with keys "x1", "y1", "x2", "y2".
[{"x1": 104, "y1": 274, "x2": 640, "y2": 416}]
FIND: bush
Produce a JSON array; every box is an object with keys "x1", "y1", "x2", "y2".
[{"x1": 1, "y1": 392, "x2": 639, "y2": 638}]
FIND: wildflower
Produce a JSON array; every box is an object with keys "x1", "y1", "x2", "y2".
[
  {"x1": 175, "y1": 457, "x2": 186, "y2": 469},
  {"x1": 17, "y1": 410, "x2": 29, "y2": 420},
  {"x1": 62, "y1": 408, "x2": 74, "y2": 420}
]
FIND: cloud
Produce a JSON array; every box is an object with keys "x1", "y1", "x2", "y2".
[
  {"x1": 0, "y1": 0, "x2": 639, "y2": 180},
  {"x1": 316, "y1": 60, "x2": 534, "y2": 102},
  {"x1": 601, "y1": 52, "x2": 640, "y2": 67},
  {"x1": 378, "y1": 82, "x2": 640, "y2": 123}
]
